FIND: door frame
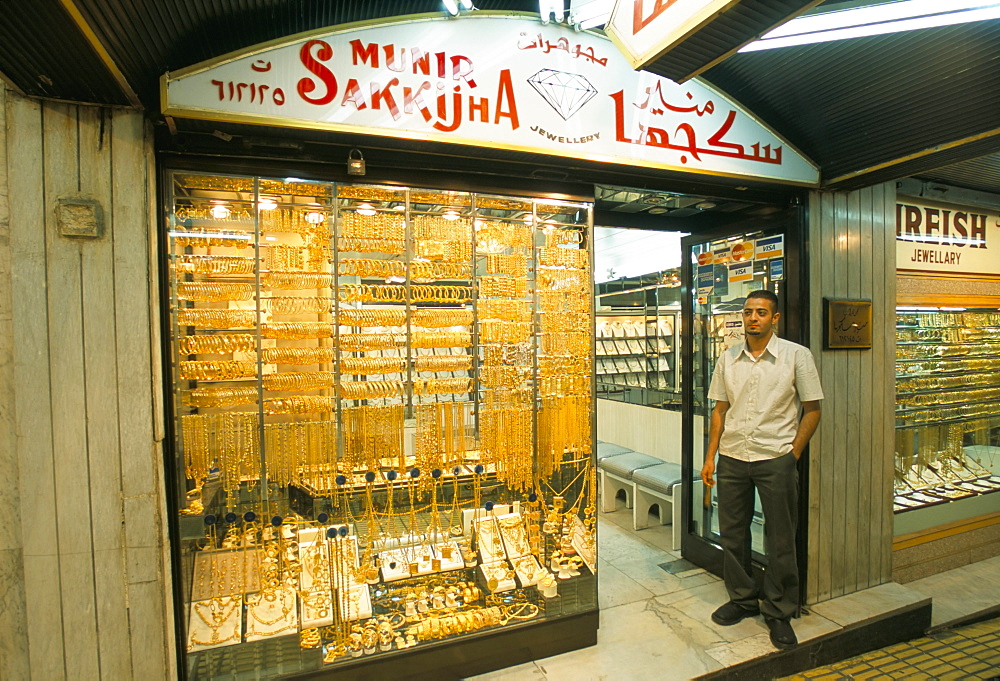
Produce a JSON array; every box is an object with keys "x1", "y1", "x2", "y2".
[{"x1": 678, "y1": 208, "x2": 810, "y2": 596}]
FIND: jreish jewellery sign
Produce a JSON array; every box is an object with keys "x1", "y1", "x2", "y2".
[
  {"x1": 896, "y1": 199, "x2": 1000, "y2": 278},
  {"x1": 162, "y1": 13, "x2": 818, "y2": 185}
]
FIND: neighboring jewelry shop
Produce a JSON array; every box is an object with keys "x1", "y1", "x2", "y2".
[
  {"x1": 159, "y1": 12, "x2": 819, "y2": 680},
  {"x1": 893, "y1": 195, "x2": 1000, "y2": 579}
]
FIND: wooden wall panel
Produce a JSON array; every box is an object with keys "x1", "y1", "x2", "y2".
[
  {"x1": 44, "y1": 101, "x2": 103, "y2": 681},
  {"x1": 7, "y1": 91, "x2": 66, "y2": 681},
  {"x1": 806, "y1": 184, "x2": 896, "y2": 605},
  {"x1": 0, "y1": 88, "x2": 170, "y2": 680},
  {"x1": 0, "y1": 81, "x2": 33, "y2": 681}
]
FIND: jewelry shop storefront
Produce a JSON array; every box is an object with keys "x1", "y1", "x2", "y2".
[
  {"x1": 892, "y1": 195, "x2": 1000, "y2": 579},
  {"x1": 158, "y1": 12, "x2": 818, "y2": 679}
]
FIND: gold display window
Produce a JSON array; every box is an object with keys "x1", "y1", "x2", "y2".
[
  {"x1": 893, "y1": 307, "x2": 1000, "y2": 536},
  {"x1": 165, "y1": 172, "x2": 597, "y2": 676}
]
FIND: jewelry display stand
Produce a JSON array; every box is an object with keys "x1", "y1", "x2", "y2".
[{"x1": 167, "y1": 173, "x2": 598, "y2": 679}]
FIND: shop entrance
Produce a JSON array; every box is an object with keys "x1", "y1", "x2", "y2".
[{"x1": 592, "y1": 186, "x2": 804, "y2": 582}]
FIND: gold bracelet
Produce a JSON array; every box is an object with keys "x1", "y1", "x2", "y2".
[
  {"x1": 177, "y1": 308, "x2": 257, "y2": 329},
  {"x1": 263, "y1": 395, "x2": 335, "y2": 414},
  {"x1": 174, "y1": 254, "x2": 257, "y2": 276},
  {"x1": 260, "y1": 347, "x2": 335, "y2": 365},
  {"x1": 413, "y1": 355, "x2": 473, "y2": 373},
  {"x1": 178, "y1": 334, "x2": 256, "y2": 355},
  {"x1": 177, "y1": 282, "x2": 256, "y2": 302},
  {"x1": 262, "y1": 271, "x2": 333, "y2": 289},
  {"x1": 411, "y1": 332, "x2": 473, "y2": 348},
  {"x1": 260, "y1": 322, "x2": 334, "y2": 340},
  {"x1": 340, "y1": 357, "x2": 408, "y2": 375},
  {"x1": 179, "y1": 360, "x2": 257, "y2": 381}
]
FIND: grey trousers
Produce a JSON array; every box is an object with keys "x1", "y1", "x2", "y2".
[{"x1": 716, "y1": 453, "x2": 799, "y2": 620}]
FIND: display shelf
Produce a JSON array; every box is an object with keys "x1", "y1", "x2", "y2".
[
  {"x1": 595, "y1": 312, "x2": 677, "y2": 404},
  {"x1": 166, "y1": 173, "x2": 597, "y2": 677},
  {"x1": 893, "y1": 308, "x2": 1000, "y2": 520}
]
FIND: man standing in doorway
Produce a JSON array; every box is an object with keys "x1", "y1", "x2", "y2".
[{"x1": 700, "y1": 290, "x2": 823, "y2": 650}]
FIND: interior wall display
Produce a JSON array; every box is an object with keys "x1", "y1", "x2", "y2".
[
  {"x1": 893, "y1": 308, "x2": 1000, "y2": 525},
  {"x1": 896, "y1": 199, "x2": 1000, "y2": 279},
  {"x1": 162, "y1": 14, "x2": 819, "y2": 185},
  {"x1": 595, "y1": 312, "x2": 677, "y2": 400},
  {"x1": 166, "y1": 172, "x2": 596, "y2": 676}
]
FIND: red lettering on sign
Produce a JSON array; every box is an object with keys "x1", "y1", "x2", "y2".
[
  {"x1": 494, "y1": 69, "x2": 519, "y2": 129},
  {"x1": 298, "y1": 40, "x2": 337, "y2": 105},
  {"x1": 351, "y1": 40, "x2": 379, "y2": 67},
  {"x1": 633, "y1": 0, "x2": 680, "y2": 34}
]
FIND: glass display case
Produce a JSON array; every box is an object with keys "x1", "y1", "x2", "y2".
[
  {"x1": 165, "y1": 172, "x2": 596, "y2": 677},
  {"x1": 893, "y1": 307, "x2": 1000, "y2": 534}
]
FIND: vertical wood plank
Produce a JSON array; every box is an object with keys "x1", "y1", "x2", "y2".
[
  {"x1": 8, "y1": 92, "x2": 67, "y2": 681},
  {"x1": 78, "y1": 106, "x2": 134, "y2": 681},
  {"x1": 43, "y1": 102, "x2": 101, "y2": 680},
  {"x1": 113, "y1": 110, "x2": 156, "y2": 501},
  {"x1": 111, "y1": 110, "x2": 170, "y2": 675},
  {"x1": 0, "y1": 84, "x2": 33, "y2": 681},
  {"x1": 881, "y1": 182, "x2": 897, "y2": 581},
  {"x1": 843, "y1": 190, "x2": 859, "y2": 593},
  {"x1": 831, "y1": 192, "x2": 850, "y2": 598},
  {"x1": 816, "y1": 192, "x2": 836, "y2": 603},
  {"x1": 804, "y1": 192, "x2": 818, "y2": 603},
  {"x1": 147, "y1": 124, "x2": 166, "y2": 448},
  {"x1": 127, "y1": 580, "x2": 170, "y2": 679},
  {"x1": 146, "y1": 122, "x2": 177, "y2": 680},
  {"x1": 860, "y1": 186, "x2": 877, "y2": 589},
  {"x1": 856, "y1": 187, "x2": 874, "y2": 590}
]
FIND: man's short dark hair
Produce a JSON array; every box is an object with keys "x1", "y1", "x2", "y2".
[{"x1": 745, "y1": 290, "x2": 778, "y2": 312}]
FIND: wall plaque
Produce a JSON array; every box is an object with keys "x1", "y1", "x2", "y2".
[{"x1": 824, "y1": 299, "x2": 872, "y2": 350}]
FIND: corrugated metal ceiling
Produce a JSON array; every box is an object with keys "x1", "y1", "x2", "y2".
[
  {"x1": 699, "y1": 21, "x2": 1000, "y2": 189},
  {"x1": 918, "y1": 152, "x2": 1000, "y2": 196},
  {"x1": 641, "y1": 0, "x2": 823, "y2": 83},
  {"x1": 0, "y1": 0, "x2": 998, "y2": 192}
]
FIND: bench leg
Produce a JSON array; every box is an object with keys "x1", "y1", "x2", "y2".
[
  {"x1": 633, "y1": 485, "x2": 671, "y2": 531},
  {"x1": 599, "y1": 470, "x2": 617, "y2": 513},
  {"x1": 601, "y1": 471, "x2": 633, "y2": 511}
]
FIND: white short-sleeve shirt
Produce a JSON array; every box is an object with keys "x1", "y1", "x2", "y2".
[{"x1": 707, "y1": 333, "x2": 824, "y2": 461}]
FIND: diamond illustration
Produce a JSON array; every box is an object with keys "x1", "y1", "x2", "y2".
[{"x1": 527, "y1": 69, "x2": 598, "y2": 120}]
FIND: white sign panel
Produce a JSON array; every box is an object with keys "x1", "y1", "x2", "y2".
[
  {"x1": 754, "y1": 234, "x2": 783, "y2": 259},
  {"x1": 605, "y1": 0, "x2": 739, "y2": 71},
  {"x1": 896, "y1": 199, "x2": 1000, "y2": 278},
  {"x1": 163, "y1": 14, "x2": 818, "y2": 185}
]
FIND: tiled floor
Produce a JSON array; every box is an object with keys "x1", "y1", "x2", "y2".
[
  {"x1": 469, "y1": 502, "x2": 1000, "y2": 681},
  {"x1": 905, "y1": 553, "x2": 1000, "y2": 629},
  {"x1": 781, "y1": 617, "x2": 1000, "y2": 680}
]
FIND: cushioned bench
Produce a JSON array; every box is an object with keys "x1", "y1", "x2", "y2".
[
  {"x1": 598, "y1": 451, "x2": 662, "y2": 513},
  {"x1": 596, "y1": 441, "x2": 634, "y2": 461},
  {"x1": 632, "y1": 462, "x2": 683, "y2": 549}
]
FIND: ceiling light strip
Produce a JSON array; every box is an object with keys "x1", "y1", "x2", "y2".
[{"x1": 743, "y1": 2, "x2": 1000, "y2": 51}]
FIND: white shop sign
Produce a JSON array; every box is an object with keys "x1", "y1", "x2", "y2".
[
  {"x1": 605, "y1": 0, "x2": 738, "y2": 71},
  {"x1": 162, "y1": 13, "x2": 818, "y2": 185},
  {"x1": 896, "y1": 199, "x2": 1000, "y2": 278}
]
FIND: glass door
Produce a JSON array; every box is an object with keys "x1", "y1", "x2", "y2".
[{"x1": 679, "y1": 226, "x2": 789, "y2": 574}]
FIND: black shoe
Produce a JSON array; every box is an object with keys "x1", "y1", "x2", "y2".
[
  {"x1": 711, "y1": 601, "x2": 760, "y2": 626},
  {"x1": 765, "y1": 617, "x2": 798, "y2": 649}
]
